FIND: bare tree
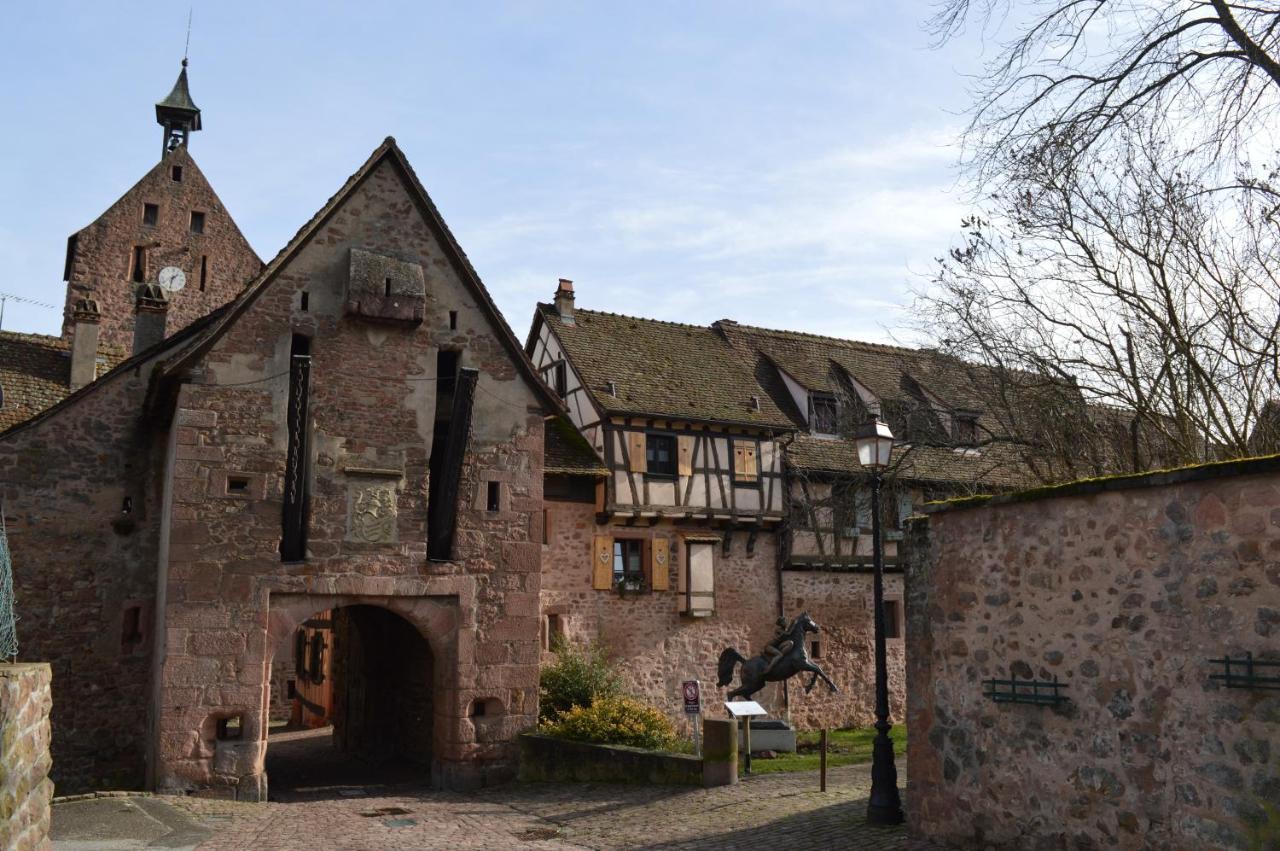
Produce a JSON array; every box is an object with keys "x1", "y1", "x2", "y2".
[
  {"x1": 931, "y1": 1, "x2": 1280, "y2": 185},
  {"x1": 920, "y1": 125, "x2": 1280, "y2": 466},
  {"x1": 919, "y1": 1, "x2": 1280, "y2": 471}
]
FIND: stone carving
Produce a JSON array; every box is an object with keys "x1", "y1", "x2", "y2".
[
  {"x1": 347, "y1": 481, "x2": 398, "y2": 544},
  {"x1": 716, "y1": 612, "x2": 838, "y2": 700},
  {"x1": 345, "y1": 248, "x2": 426, "y2": 324}
]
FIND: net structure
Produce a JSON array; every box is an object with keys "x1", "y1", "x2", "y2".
[{"x1": 0, "y1": 508, "x2": 17, "y2": 660}]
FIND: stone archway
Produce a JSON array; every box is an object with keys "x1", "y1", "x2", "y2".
[{"x1": 261, "y1": 594, "x2": 456, "y2": 799}]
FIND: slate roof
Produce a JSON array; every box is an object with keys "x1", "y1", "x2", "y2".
[
  {"x1": 545, "y1": 416, "x2": 607, "y2": 476},
  {"x1": 0, "y1": 331, "x2": 127, "y2": 432},
  {"x1": 536, "y1": 305, "x2": 793, "y2": 430}
]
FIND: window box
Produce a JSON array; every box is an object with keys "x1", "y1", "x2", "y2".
[{"x1": 615, "y1": 576, "x2": 645, "y2": 597}]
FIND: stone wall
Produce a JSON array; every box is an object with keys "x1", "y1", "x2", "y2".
[
  {"x1": 904, "y1": 460, "x2": 1280, "y2": 850},
  {"x1": 0, "y1": 663, "x2": 54, "y2": 851},
  {"x1": 543, "y1": 498, "x2": 905, "y2": 731},
  {"x1": 0, "y1": 350, "x2": 171, "y2": 792},
  {"x1": 60, "y1": 146, "x2": 262, "y2": 350}
]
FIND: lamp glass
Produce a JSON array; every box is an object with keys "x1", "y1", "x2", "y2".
[{"x1": 855, "y1": 416, "x2": 895, "y2": 470}]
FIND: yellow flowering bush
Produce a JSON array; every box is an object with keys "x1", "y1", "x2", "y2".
[{"x1": 539, "y1": 696, "x2": 678, "y2": 751}]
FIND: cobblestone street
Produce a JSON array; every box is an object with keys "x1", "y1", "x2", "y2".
[{"x1": 140, "y1": 763, "x2": 944, "y2": 850}]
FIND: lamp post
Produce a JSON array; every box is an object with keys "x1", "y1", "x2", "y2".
[{"x1": 853, "y1": 413, "x2": 904, "y2": 826}]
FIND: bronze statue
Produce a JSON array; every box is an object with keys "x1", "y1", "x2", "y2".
[{"x1": 717, "y1": 612, "x2": 838, "y2": 700}]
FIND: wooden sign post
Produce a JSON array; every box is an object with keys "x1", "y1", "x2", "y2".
[{"x1": 725, "y1": 700, "x2": 767, "y2": 775}]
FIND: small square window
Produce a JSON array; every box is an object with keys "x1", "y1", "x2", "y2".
[
  {"x1": 215, "y1": 715, "x2": 243, "y2": 741},
  {"x1": 953, "y1": 414, "x2": 979, "y2": 446},
  {"x1": 885, "y1": 600, "x2": 902, "y2": 639},
  {"x1": 811, "y1": 394, "x2": 838, "y2": 435},
  {"x1": 171, "y1": 165, "x2": 183, "y2": 182},
  {"x1": 226, "y1": 476, "x2": 250, "y2": 495},
  {"x1": 646, "y1": 434, "x2": 677, "y2": 477},
  {"x1": 143, "y1": 203, "x2": 159, "y2": 226},
  {"x1": 810, "y1": 639, "x2": 821, "y2": 659},
  {"x1": 190, "y1": 211, "x2": 205, "y2": 234},
  {"x1": 613, "y1": 539, "x2": 644, "y2": 585},
  {"x1": 553, "y1": 363, "x2": 568, "y2": 398},
  {"x1": 486, "y1": 481, "x2": 501, "y2": 512},
  {"x1": 449, "y1": 310, "x2": 458, "y2": 330}
]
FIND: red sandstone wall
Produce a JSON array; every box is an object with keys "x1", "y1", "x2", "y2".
[
  {"x1": 905, "y1": 469, "x2": 1280, "y2": 850},
  {"x1": 542, "y1": 499, "x2": 906, "y2": 731},
  {"x1": 153, "y1": 154, "x2": 544, "y2": 797},
  {"x1": 0, "y1": 354, "x2": 171, "y2": 792},
  {"x1": 61, "y1": 146, "x2": 262, "y2": 350},
  {"x1": 0, "y1": 663, "x2": 54, "y2": 851}
]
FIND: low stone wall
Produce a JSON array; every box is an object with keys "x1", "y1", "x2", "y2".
[
  {"x1": 0, "y1": 663, "x2": 54, "y2": 851},
  {"x1": 518, "y1": 734, "x2": 704, "y2": 786},
  {"x1": 903, "y1": 458, "x2": 1280, "y2": 850}
]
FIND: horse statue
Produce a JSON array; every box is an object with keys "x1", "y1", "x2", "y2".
[{"x1": 716, "y1": 612, "x2": 838, "y2": 700}]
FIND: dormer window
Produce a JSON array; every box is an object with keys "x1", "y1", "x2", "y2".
[
  {"x1": 953, "y1": 412, "x2": 980, "y2": 446},
  {"x1": 810, "y1": 393, "x2": 838, "y2": 435}
]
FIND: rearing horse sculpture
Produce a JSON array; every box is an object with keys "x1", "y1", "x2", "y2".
[{"x1": 716, "y1": 612, "x2": 838, "y2": 701}]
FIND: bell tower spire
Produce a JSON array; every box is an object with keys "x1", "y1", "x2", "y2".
[{"x1": 155, "y1": 58, "x2": 202, "y2": 157}]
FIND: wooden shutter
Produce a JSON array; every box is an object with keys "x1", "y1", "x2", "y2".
[
  {"x1": 592, "y1": 535, "x2": 614, "y2": 590},
  {"x1": 650, "y1": 536, "x2": 670, "y2": 591},
  {"x1": 677, "y1": 436, "x2": 695, "y2": 476},
  {"x1": 733, "y1": 440, "x2": 757, "y2": 483},
  {"x1": 627, "y1": 432, "x2": 646, "y2": 473}
]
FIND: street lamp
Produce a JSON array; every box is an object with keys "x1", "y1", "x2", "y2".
[{"x1": 853, "y1": 413, "x2": 904, "y2": 826}]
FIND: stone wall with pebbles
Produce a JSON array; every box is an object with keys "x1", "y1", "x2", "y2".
[
  {"x1": 904, "y1": 458, "x2": 1280, "y2": 850},
  {"x1": 0, "y1": 663, "x2": 54, "y2": 851}
]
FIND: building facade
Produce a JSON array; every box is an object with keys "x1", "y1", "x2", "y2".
[
  {"x1": 528, "y1": 282, "x2": 1035, "y2": 730},
  {"x1": 1, "y1": 124, "x2": 558, "y2": 796}
]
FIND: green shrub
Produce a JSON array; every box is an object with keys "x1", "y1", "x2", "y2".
[
  {"x1": 540, "y1": 696, "x2": 678, "y2": 751},
  {"x1": 538, "y1": 635, "x2": 621, "y2": 723}
]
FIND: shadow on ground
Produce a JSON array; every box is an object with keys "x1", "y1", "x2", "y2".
[{"x1": 264, "y1": 725, "x2": 431, "y2": 803}]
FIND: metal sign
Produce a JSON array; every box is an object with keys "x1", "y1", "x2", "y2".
[
  {"x1": 725, "y1": 700, "x2": 767, "y2": 718},
  {"x1": 682, "y1": 680, "x2": 701, "y2": 715}
]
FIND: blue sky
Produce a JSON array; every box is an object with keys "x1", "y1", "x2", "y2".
[{"x1": 0, "y1": 2, "x2": 985, "y2": 342}]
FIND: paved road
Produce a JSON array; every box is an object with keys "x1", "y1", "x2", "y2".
[
  {"x1": 53, "y1": 731, "x2": 947, "y2": 850},
  {"x1": 53, "y1": 767, "x2": 945, "y2": 850}
]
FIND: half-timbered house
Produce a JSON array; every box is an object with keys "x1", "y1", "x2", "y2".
[{"x1": 529, "y1": 281, "x2": 1037, "y2": 729}]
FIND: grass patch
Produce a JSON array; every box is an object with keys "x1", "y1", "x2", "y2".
[{"x1": 748, "y1": 724, "x2": 906, "y2": 774}]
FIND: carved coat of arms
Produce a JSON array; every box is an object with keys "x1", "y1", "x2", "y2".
[{"x1": 350, "y1": 484, "x2": 397, "y2": 543}]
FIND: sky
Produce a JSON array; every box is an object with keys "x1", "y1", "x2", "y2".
[{"x1": 0, "y1": 1, "x2": 988, "y2": 343}]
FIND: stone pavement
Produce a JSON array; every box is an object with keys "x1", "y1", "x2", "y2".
[{"x1": 51, "y1": 763, "x2": 950, "y2": 850}]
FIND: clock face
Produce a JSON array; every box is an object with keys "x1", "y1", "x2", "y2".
[{"x1": 158, "y1": 266, "x2": 186, "y2": 292}]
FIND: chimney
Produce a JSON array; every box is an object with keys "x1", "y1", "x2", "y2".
[
  {"x1": 69, "y1": 297, "x2": 101, "y2": 391},
  {"x1": 553, "y1": 278, "x2": 575, "y2": 325},
  {"x1": 133, "y1": 284, "x2": 170, "y2": 356}
]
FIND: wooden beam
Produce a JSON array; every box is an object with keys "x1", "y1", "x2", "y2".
[{"x1": 427, "y1": 367, "x2": 478, "y2": 561}]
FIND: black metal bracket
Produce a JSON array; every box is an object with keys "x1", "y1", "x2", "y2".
[
  {"x1": 982, "y1": 675, "x2": 1068, "y2": 706},
  {"x1": 1208, "y1": 652, "x2": 1280, "y2": 691}
]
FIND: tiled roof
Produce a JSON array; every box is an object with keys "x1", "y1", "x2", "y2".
[
  {"x1": 788, "y1": 434, "x2": 1036, "y2": 489},
  {"x1": 545, "y1": 416, "x2": 607, "y2": 477},
  {"x1": 0, "y1": 332, "x2": 127, "y2": 432},
  {"x1": 538, "y1": 306, "x2": 793, "y2": 429}
]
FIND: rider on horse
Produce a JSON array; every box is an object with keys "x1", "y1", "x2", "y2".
[{"x1": 762, "y1": 616, "x2": 794, "y2": 675}]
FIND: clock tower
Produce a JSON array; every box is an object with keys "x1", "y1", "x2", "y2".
[{"x1": 59, "y1": 60, "x2": 263, "y2": 352}]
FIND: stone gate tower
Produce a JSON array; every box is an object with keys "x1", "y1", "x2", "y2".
[{"x1": 58, "y1": 60, "x2": 262, "y2": 353}]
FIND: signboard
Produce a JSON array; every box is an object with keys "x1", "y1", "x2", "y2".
[
  {"x1": 682, "y1": 680, "x2": 701, "y2": 715},
  {"x1": 725, "y1": 700, "x2": 767, "y2": 718}
]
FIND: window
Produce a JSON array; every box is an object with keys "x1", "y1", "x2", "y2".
[
  {"x1": 810, "y1": 639, "x2": 821, "y2": 659},
  {"x1": 646, "y1": 433, "x2": 677, "y2": 477},
  {"x1": 190, "y1": 210, "x2": 205, "y2": 234},
  {"x1": 131, "y1": 246, "x2": 146, "y2": 283},
  {"x1": 299, "y1": 290, "x2": 309, "y2": 311},
  {"x1": 171, "y1": 165, "x2": 183, "y2": 182},
  {"x1": 142, "y1": 203, "x2": 158, "y2": 226},
  {"x1": 215, "y1": 715, "x2": 243, "y2": 741},
  {"x1": 486, "y1": 481, "x2": 501, "y2": 512},
  {"x1": 885, "y1": 600, "x2": 902, "y2": 639},
  {"x1": 308, "y1": 633, "x2": 325, "y2": 682},
  {"x1": 613, "y1": 539, "x2": 644, "y2": 585},
  {"x1": 681, "y1": 540, "x2": 716, "y2": 616},
  {"x1": 226, "y1": 476, "x2": 250, "y2": 495},
  {"x1": 953, "y1": 413, "x2": 979, "y2": 446},
  {"x1": 542, "y1": 613, "x2": 566, "y2": 651},
  {"x1": 553, "y1": 362, "x2": 568, "y2": 398},
  {"x1": 811, "y1": 393, "x2": 838, "y2": 435},
  {"x1": 121, "y1": 605, "x2": 143, "y2": 652},
  {"x1": 449, "y1": 310, "x2": 458, "y2": 330},
  {"x1": 200, "y1": 255, "x2": 208, "y2": 291}
]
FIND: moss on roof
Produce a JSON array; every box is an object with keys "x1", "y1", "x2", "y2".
[
  {"x1": 540, "y1": 306, "x2": 793, "y2": 429},
  {"x1": 545, "y1": 415, "x2": 607, "y2": 476},
  {"x1": 0, "y1": 331, "x2": 126, "y2": 432}
]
